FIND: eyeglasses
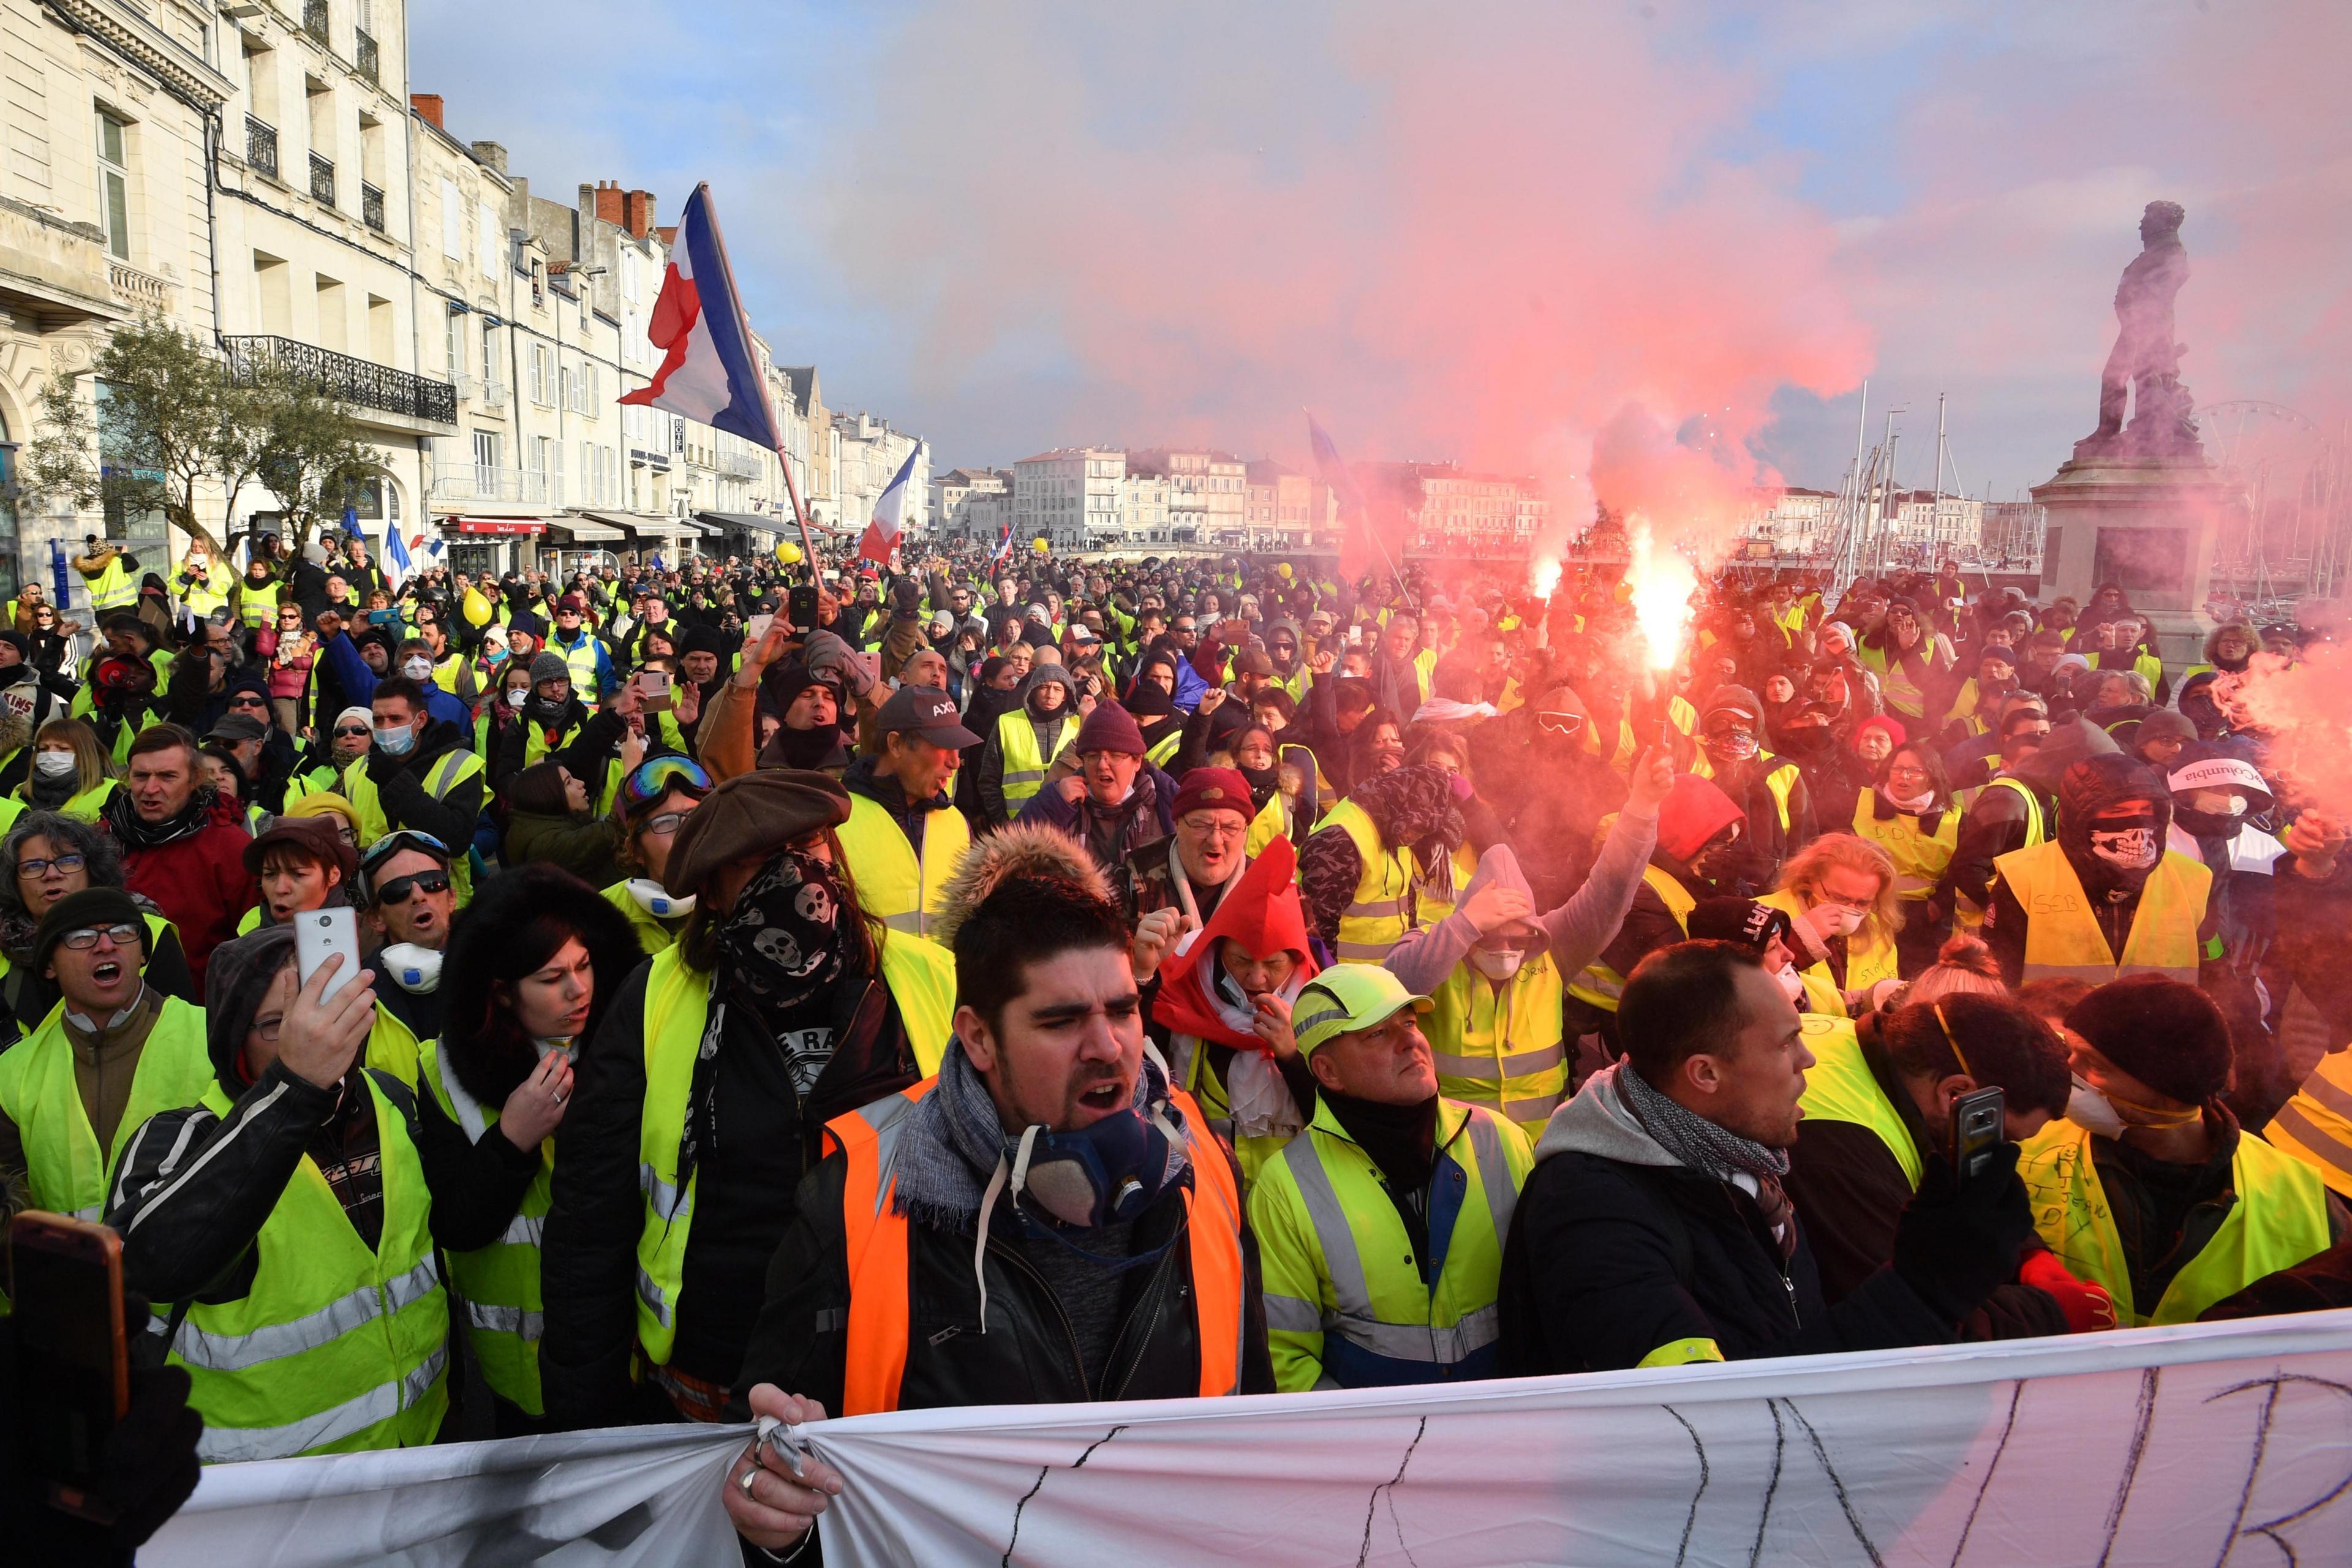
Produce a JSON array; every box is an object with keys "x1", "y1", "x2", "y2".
[
  {"x1": 59, "y1": 922, "x2": 140, "y2": 950},
  {"x1": 17, "y1": 853, "x2": 86, "y2": 878},
  {"x1": 374, "y1": 870, "x2": 451, "y2": 906},
  {"x1": 1811, "y1": 891, "x2": 1875, "y2": 913},
  {"x1": 622, "y1": 755, "x2": 712, "y2": 809},
  {"x1": 640, "y1": 811, "x2": 690, "y2": 839}
]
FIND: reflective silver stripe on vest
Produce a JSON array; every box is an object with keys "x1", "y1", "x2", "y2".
[
  {"x1": 1432, "y1": 1044, "x2": 1565, "y2": 1079},
  {"x1": 639, "y1": 1162, "x2": 688, "y2": 1221},
  {"x1": 499, "y1": 1210, "x2": 545, "y2": 1249},
  {"x1": 882, "y1": 911, "x2": 928, "y2": 935},
  {"x1": 1002, "y1": 769, "x2": 1048, "y2": 789},
  {"x1": 1263, "y1": 1292, "x2": 1322, "y2": 1334},
  {"x1": 1449, "y1": 1087, "x2": 1565, "y2": 1125},
  {"x1": 1894, "y1": 873, "x2": 1936, "y2": 898},
  {"x1": 1462, "y1": 1110, "x2": 1520, "y2": 1248},
  {"x1": 635, "y1": 1264, "x2": 672, "y2": 1327},
  {"x1": 466, "y1": 1300, "x2": 545, "y2": 1341},
  {"x1": 192, "y1": 1343, "x2": 447, "y2": 1464},
  {"x1": 1278, "y1": 1131, "x2": 1498, "y2": 1367},
  {"x1": 1343, "y1": 895, "x2": 1412, "y2": 919},
  {"x1": 174, "y1": 1257, "x2": 442, "y2": 1373},
  {"x1": 69, "y1": 1204, "x2": 102, "y2": 1223},
  {"x1": 1570, "y1": 968, "x2": 1626, "y2": 1001},
  {"x1": 1332, "y1": 941, "x2": 1399, "y2": 961}
]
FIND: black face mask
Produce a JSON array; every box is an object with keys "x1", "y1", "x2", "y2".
[{"x1": 1776, "y1": 725, "x2": 1833, "y2": 756}]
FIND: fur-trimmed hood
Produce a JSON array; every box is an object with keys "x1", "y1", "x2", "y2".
[
  {"x1": 930, "y1": 822, "x2": 1110, "y2": 953},
  {"x1": 438, "y1": 863, "x2": 646, "y2": 1109}
]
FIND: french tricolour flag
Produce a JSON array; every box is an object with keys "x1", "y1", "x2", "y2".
[
  {"x1": 859, "y1": 443, "x2": 923, "y2": 565},
  {"x1": 620, "y1": 184, "x2": 786, "y2": 453}
]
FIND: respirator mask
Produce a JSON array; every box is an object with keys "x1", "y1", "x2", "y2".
[
  {"x1": 379, "y1": 943, "x2": 443, "y2": 993},
  {"x1": 625, "y1": 878, "x2": 696, "y2": 919}
]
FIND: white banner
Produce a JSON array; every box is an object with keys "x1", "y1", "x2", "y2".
[{"x1": 146, "y1": 1310, "x2": 2352, "y2": 1567}]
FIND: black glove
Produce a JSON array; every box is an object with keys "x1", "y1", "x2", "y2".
[
  {"x1": 1890, "y1": 1142, "x2": 2034, "y2": 1324},
  {"x1": 96, "y1": 1360, "x2": 203, "y2": 1553},
  {"x1": 364, "y1": 743, "x2": 404, "y2": 783}
]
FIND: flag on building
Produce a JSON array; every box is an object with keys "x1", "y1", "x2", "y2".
[
  {"x1": 620, "y1": 184, "x2": 788, "y2": 453},
  {"x1": 859, "y1": 443, "x2": 923, "y2": 564}
]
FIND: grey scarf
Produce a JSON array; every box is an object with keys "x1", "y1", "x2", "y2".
[
  {"x1": 1615, "y1": 1058, "x2": 1790, "y2": 1183},
  {"x1": 889, "y1": 1039, "x2": 1189, "y2": 1232}
]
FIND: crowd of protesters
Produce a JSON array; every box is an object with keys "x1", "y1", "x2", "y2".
[{"x1": 3, "y1": 522, "x2": 2349, "y2": 1562}]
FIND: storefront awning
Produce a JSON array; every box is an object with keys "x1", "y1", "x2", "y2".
[
  {"x1": 697, "y1": 509, "x2": 795, "y2": 537},
  {"x1": 450, "y1": 517, "x2": 545, "y2": 536},
  {"x1": 548, "y1": 519, "x2": 625, "y2": 541}
]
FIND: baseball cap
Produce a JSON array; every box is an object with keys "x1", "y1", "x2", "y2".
[
  {"x1": 206, "y1": 713, "x2": 270, "y2": 744},
  {"x1": 557, "y1": 594, "x2": 585, "y2": 614},
  {"x1": 876, "y1": 684, "x2": 981, "y2": 748},
  {"x1": 1291, "y1": 965, "x2": 1432, "y2": 1056}
]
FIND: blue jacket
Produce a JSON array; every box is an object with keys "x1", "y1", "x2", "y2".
[{"x1": 323, "y1": 631, "x2": 473, "y2": 737}]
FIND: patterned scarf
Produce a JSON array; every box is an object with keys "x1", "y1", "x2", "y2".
[
  {"x1": 671, "y1": 846, "x2": 858, "y2": 1205},
  {"x1": 1617, "y1": 1059, "x2": 1798, "y2": 1261}
]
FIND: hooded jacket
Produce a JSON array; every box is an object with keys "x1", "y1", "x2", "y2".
[
  {"x1": 1984, "y1": 753, "x2": 2184, "y2": 987},
  {"x1": 975, "y1": 665, "x2": 1080, "y2": 826},
  {"x1": 1470, "y1": 685, "x2": 1630, "y2": 909},
  {"x1": 1497, "y1": 1063, "x2": 1955, "y2": 1373}
]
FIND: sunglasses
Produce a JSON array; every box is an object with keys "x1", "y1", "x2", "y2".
[
  {"x1": 59, "y1": 921, "x2": 141, "y2": 951},
  {"x1": 228, "y1": 694, "x2": 268, "y2": 709},
  {"x1": 374, "y1": 870, "x2": 451, "y2": 906},
  {"x1": 334, "y1": 725, "x2": 371, "y2": 739}
]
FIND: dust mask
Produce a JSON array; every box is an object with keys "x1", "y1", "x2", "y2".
[
  {"x1": 503, "y1": 689, "x2": 527, "y2": 710},
  {"x1": 380, "y1": 943, "x2": 442, "y2": 993},
  {"x1": 1469, "y1": 945, "x2": 1526, "y2": 981},
  {"x1": 401, "y1": 655, "x2": 433, "y2": 680},
  {"x1": 625, "y1": 878, "x2": 695, "y2": 919},
  {"x1": 34, "y1": 752, "x2": 76, "y2": 778},
  {"x1": 1811, "y1": 904, "x2": 1864, "y2": 938},
  {"x1": 1773, "y1": 963, "x2": 1806, "y2": 1005}
]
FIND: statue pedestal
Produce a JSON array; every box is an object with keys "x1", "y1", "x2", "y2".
[{"x1": 2030, "y1": 454, "x2": 2244, "y2": 665}]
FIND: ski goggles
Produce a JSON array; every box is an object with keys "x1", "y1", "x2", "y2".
[{"x1": 621, "y1": 755, "x2": 712, "y2": 812}]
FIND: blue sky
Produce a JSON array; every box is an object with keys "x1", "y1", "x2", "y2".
[{"x1": 412, "y1": 1, "x2": 2349, "y2": 507}]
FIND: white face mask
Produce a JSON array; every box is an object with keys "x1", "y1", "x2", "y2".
[
  {"x1": 33, "y1": 751, "x2": 76, "y2": 778},
  {"x1": 2067, "y1": 1077, "x2": 2127, "y2": 1139},
  {"x1": 504, "y1": 688, "x2": 527, "y2": 710},
  {"x1": 1810, "y1": 903, "x2": 1865, "y2": 938},
  {"x1": 401, "y1": 655, "x2": 433, "y2": 680},
  {"x1": 2089, "y1": 826, "x2": 2160, "y2": 870},
  {"x1": 380, "y1": 942, "x2": 443, "y2": 993},
  {"x1": 1773, "y1": 963, "x2": 1806, "y2": 1005},
  {"x1": 1468, "y1": 945, "x2": 1525, "y2": 981},
  {"x1": 1884, "y1": 785, "x2": 1936, "y2": 814},
  {"x1": 626, "y1": 878, "x2": 696, "y2": 919}
]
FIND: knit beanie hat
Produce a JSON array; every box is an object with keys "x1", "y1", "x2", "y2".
[
  {"x1": 529, "y1": 650, "x2": 571, "y2": 687},
  {"x1": 1072, "y1": 701, "x2": 1147, "y2": 757},
  {"x1": 33, "y1": 887, "x2": 147, "y2": 974},
  {"x1": 2065, "y1": 974, "x2": 2232, "y2": 1106}
]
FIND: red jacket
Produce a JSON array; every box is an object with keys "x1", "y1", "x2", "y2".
[{"x1": 119, "y1": 799, "x2": 257, "y2": 1001}]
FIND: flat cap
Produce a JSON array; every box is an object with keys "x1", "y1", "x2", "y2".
[{"x1": 663, "y1": 769, "x2": 851, "y2": 897}]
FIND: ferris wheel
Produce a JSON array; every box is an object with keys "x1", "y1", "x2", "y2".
[{"x1": 2201, "y1": 399, "x2": 2323, "y2": 481}]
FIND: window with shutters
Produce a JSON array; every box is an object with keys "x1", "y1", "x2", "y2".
[
  {"x1": 528, "y1": 344, "x2": 548, "y2": 405},
  {"x1": 444, "y1": 311, "x2": 462, "y2": 378},
  {"x1": 440, "y1": 179, "x2": 461, "y2": 258}
]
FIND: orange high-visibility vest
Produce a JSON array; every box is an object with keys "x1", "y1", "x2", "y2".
[{"x1": 829, "y1": 1080, "x2": 1245, "y2": 1415}]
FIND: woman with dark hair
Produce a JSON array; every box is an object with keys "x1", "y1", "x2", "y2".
[
  {"x1": 540, "y1": 770, "x2": 955, "y2": 1431},
  {"x1": 500, "y1": 760, "x2": 624, "y2": 886},
  {"x1": 0, "y1": 809, "x2": 197, "y2": 1031},
  {"x1": 1855, "y1": 739, "x2": 1958, "y2": 976},
  {"x1": 420, "y1": 863, "x2": 643, "y2": 1433}
]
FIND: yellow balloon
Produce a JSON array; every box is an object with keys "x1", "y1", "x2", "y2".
[
  {"x1": 777, "y1": 540, "x2": 804, "y2": 565},
  {"x1": 1276, "y1": 563, "x2": 1294, "y2": 580},
  {"x1": 1031, "y1": 537, "x2": 1050, "y2": 554},
  {"x1": 461, "y1": 586, "x2": 491, "y2": 627}
]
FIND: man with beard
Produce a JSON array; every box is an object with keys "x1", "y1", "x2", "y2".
[
  {"x1": 1985, "y1": 755, "x2": 2211, "y2": 991},
  {"x1": 493, "y1": 652, "x2": 591, "y2": 789},
  {"x1": 977, "y1": 663, "x2": 1079, "y2": 829},
  {"x1": 720, "y1": 825, "x2": 1264, "y2": 1555}
]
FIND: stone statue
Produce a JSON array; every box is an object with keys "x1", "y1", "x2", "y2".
[{"x1": 2078, "y1": 200, "x2": 2203, "y2": 459}]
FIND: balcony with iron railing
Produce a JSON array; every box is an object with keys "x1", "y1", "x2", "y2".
[
  {"x1": 222, "y1": 336, "x2": 458, "y2": 427},
  {"x1": 429, "y1": 465, "x2": 563, "y2": 507},
  {"x1": 355, "y1": 29, "x2": 379, "y2": 84},
  {"x1": 479, "y1": 380, "x2": 509, "y2": 412},
  {"x1": 720, "y1": 453, "x2": 762, "y2": 480},
  {"x1": 309, "y1": 153, "x2": 336, "y2": 208},
  {"x1": 303, "y1": 0, "x2": 330, "y2": 47},
  {"x1": 246, "y1": 116, "x2": 277, "y2": 179},
  {"x1": 361, "y1": 181, "x2": 383, "y2": 233}
]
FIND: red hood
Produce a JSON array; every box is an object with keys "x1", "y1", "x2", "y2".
[
  {"x1": 1155, "y1": 835, "x2": 1319, "y2": 1054},
  {"x1": 1654, "y1": 773, "x2": 1745, "y2": 863}
]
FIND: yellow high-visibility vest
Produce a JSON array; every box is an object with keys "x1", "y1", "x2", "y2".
[{"x1": 1991, "y1": 840, "x2": 2209, "y2": 986}]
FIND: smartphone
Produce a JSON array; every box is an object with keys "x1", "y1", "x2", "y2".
[
  {"x1": 789, "y1": 586, "x2": 820, "y2": 627},
  {"x1": 9, "y1": 1212, "x2": 130, "y2": 1519},
  {"x1": 848, "y1": 650, "x2": 881, "y2": 690},
  {"x1": 1948, "y1": 1085, "x2": 2006, "y2": 1182},
  {"x1": 293, "y1": 906, "x2": 360, "y2": 990},
  {"x1": 1346, "y1": 625, "x2": 1363, "y2": 647},
  {"x1": 745, "y1": 613, "x2": 775, "y2": 644},
  {"x1": 635, "y1": 668, "x2": 673, "y2": 711}
]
